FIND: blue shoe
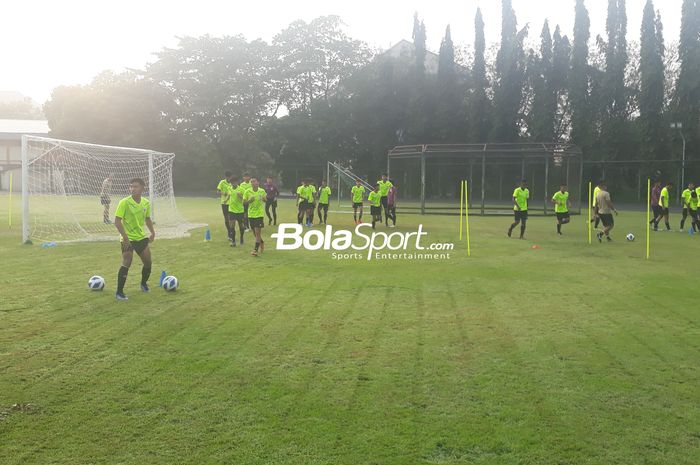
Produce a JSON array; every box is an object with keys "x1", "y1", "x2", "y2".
[
  {"x1": 116, "y1": 292, "x2": 128, "y2": 301},
  {"x1": 140, "y1": 283, "x2": 150, "y2": 293}
]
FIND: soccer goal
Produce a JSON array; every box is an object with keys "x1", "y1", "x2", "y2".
[
  {"x1": 327, "y1": 161, "x2": 373, "y2": 210},
  {"x1": 21, "y1": 135, "x2": 203, "y2": 243}
]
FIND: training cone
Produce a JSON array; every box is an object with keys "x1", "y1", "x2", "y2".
[
  {"x1": 159, "y1": 270, "x2": 167, "y2": 287},
  {"x1": 204, "y1": 228, "x2": 211, "y2": 242},
  {"x1": 531, "y1": 245, "x2": 541, "y2": 249},
  {"x1": 689, "y1": 228, "x2": 695, "y2": 236}
]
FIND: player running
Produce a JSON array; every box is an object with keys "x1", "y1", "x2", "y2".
[
  {"x1": 100, "y1": 173, "x2": 113, "y2": 224},
  {"x1": 590, "y1": 181, "x2": 602, "y2": 228},
  {"x1": 228, "y1": 179, "x2": 246, "y2": 247},
  {"x1": 114, "y1": 178, "x2": 155, "y2": 301},
  {"x1": 317, "y1": 179, "x2": 331, "y2": 224},
  {"x1": 368, "y1": 184, "x2": 382, "y2": 229},
  {"x1": 507, "y1": 179, "x2": 529, "y2": 239},
  {"x1": 658, "y1": 181, "x2": 673, "y2": 231},
  {"x1": 386, "y1": 180, "x2": 397, "y2": 228},
  {"x1": 244, "y1": 178, "x2": 267, "y2": 256},
  {"x1": 595, "y1": 183, "x2": 618, "y2": 242},
  {"x1": 551, "y1": 183, "x2": 571, "y2": 235},
  {"x1": 689, "y1": 191, "x2": 699, "y2": 233},
  {"x1": 680, "y1": 182, "x2": 695, "y2": 231},
  {"x1": 296, "y1": 179, "x2": 312, "y2": 226},
  {"x1": 216, "y1": 171, "x2": 234, "y2": 240},
  {"x1": 351, "y1": 179, "x2": 366, "y2": 224},
  {"x1": 649, "y1": 181, "x2": 662, "y2": 231},
  {"x1": 240, "y1": 173, "x2": 252, "y2": 231},
  {"x1": 377, "y1": 173, "x2": 393, "y2": 226},
  {"x1": 307, "y1": 180, "x2": 317, "y2": 226},
  {"x1": 263, "y1": 176, "x2": 279, "y2": 226}
]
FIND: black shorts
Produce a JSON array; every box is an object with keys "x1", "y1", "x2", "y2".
[
  {"x1": 556, "y1": 212, "x2": 570, "y2": 221},
  {"x1": 599, "y1": 213, "x2": 614, "y2": 227},
  {"x1": 266, "y1": 199, "x2": 277, "y2": 208},
  {"x1": 249, "y1": 217, "x2": 264, "y2": 229},
  {"x1": 229, "y1": 211, "x2": 244, "y2": 222},
  {"x1": 370, "y1": 206, "x2": 381, "y2": 216},
  {"x1": 121, "y1": 237, "x2": 149, "y2": 254},
  {"x1": 353, "y1": 202, "x2": 363, "y2": 208},
  {"x1": 381, "y1": 196, "x2": 388, "y2": 208},
  {"x1": 661, "y1": 207, "x2": 669, "y2": 215},
  {"x1": 652, "y1": 205, "x2": 663, "y2": 217},
  {"x1": 100, "y1": 195, "x2": 111, "y2": 206},
  {"x1": 318, "y1": 203, "x2": 329, "y2": 210},
  {"x1": 514, "y1": 210, "x2": 528, "y2": 221}
]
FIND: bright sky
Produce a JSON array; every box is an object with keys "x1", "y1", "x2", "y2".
[{"x1": 1, "y1": 0, "x2": 683, "y2": 104}]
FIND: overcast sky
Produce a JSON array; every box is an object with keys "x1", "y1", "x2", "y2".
[{"x1": 1, "y1": 0, "x2": 683, "y2": 104}]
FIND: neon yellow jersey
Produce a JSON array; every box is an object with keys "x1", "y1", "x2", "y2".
[
  {"x1": 659, "y1": 187, "x2": 670, "y2": 207},
  {"x1": 244, "y1": 188, "x2": 266, "y2": 218},
  {"x1": 308, "y1": 185, "x2": 317, "y2": 203},
  {"x1": 682, "y1": 189, "x2": 692, "y2": 207},
  {"x1": 115, "y1": 196, "x2": 150, "y2": 242},
  {"x1": 368, "y1": 191, "x2": 381, "y2": 207},
  {"x1": 690, "y1": 195, "x2": 699, "y2": 211},
  {"x1": 228, "y1": 185, "x2": 245, "y2": 213},
  {"x1": 378, "y1": 180, "x2": 393, "y2": 196},
  {"x1": 239, "y1": 181, "x2": 252, "y2": 193},
  {"x1": 552, "y1": 191, "x2": 569, "y2": 213},
  {"x1": 297, "y1": 185, "x2": 314, "y2": 203},
  {"x1": 513, "y1": 187, "x2": 529, "y2": 211},
  {"x1": 351, "y1": 185, "x2": 365, "y2": 203},
  {"x1": 217, "y1": 179, "x2": 231, "y2": 204},
  {"x1": 592, "y1": 186, "x2": 601, "y2": 207},
  {"x1": 318, "y1": 186, "x2": 331, "y2": 204}
]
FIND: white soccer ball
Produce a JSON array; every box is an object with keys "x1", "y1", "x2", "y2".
[
  {"x1": 88, "y1": 275, "x2": 105, "y2": 291},
  {"x1": 163, "y1": 275, "x2": 179, "y2": 292},
  {"x1": 626, "y1": 233, "x2": 635, "y2": 241}
]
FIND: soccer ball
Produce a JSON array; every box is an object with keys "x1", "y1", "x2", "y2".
[
  {"x1": 163, "y1": 275, "x2": 179, "y2": 292},
  {"x1": 88, "y1": 275, "x2": 105, "y2": 291},
  {"x1": 626, "y1": 233, "x2": 635, "y2": 241}
]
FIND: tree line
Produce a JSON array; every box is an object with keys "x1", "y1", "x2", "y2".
[{"x1": 36, "y1": 0, "x2": 700, "y2": 192}]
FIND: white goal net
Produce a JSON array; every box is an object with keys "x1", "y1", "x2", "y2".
[{"x1": 22, "y1": 135, "x2": 203, "y2": 243}]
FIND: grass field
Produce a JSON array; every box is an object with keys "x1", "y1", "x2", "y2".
[{"x1": 0, "y1": 195, "x2": 698, "y2": 464}]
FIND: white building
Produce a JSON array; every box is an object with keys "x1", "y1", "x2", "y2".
[{"x1": 0, "y1": 119, "x2": 50, "y2": 190}]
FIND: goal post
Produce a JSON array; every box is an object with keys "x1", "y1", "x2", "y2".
[{"x1": 21, "y1": 135, "x2": 203, "y2": 243}]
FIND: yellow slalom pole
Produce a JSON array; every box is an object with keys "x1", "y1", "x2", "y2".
[
  {"x1": 8, "y1": 172, "x2": 12, "y2": 229},
  {"x1": 588, "y1": 181, "x2": 592, "y2": 244},
  {"x1": 464, "y1": 180, "x2": 471, "y2": 256},
  {"x1": 646, "y1": 178, "x2": 650, "y2": 260},
  {"x1": 459, "y1": 179, "x2": 464, "y2": 240}
]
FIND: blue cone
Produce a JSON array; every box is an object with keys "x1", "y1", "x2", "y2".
[
  {"x1": 159, "y1": 270, "x2": 167, "y2": 287},
  {"x1": 204, "y1": 228, "x2": 211, "y2": 241}
]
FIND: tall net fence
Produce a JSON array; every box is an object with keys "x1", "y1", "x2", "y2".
[
  {"x1": 388, "y1": 144, "x2": 583, "y2": 215},
  {"x1": 23, "y1": 136, "x2": 203, "y2": 243}
]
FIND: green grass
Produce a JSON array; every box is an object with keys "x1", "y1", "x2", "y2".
[{"x1": 0, "y1": 195, "x2": 698, "y2": 464}]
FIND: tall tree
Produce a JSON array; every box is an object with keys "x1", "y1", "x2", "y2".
[
  {"x1": 412, "y1": 13, "x2": 427, "y2": 78},
  {"x1": 467, "y1": 8, "x2": 491, "y2": 142},
  {"x1": 438, "y1": 25, "x2": 455, "y2": 84},
  {"x1": 598, "y1": 0, "x2": 633, "y2": 162},
  {"x1": 570, "y1": 0, "x2": 592, "y2": 149},
  {"x1": 492, "y1": 0, "x2": 528, "y2": 142},
  {"x1": 529, "y1": 20, "x2": 556, "y2": 141},
  {"x1": 639, "y1": 0, "x2": 667, "y2": 160},
  {"x1": 675, "y1": 0, "x2": 700, "y2": 159},
  {"x1": 436, "y1": 25, "x2": 463, "y2": 142},
  {"x1": 551, "y1": 26, "x2": 572, "y2": 140}
]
